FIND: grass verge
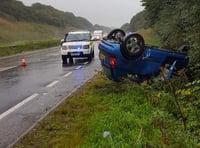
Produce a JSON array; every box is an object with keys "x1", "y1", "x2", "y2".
[
  {"x1": 14, "y1": 72, "x2": 199, "y2": 148},
  {"x1": 0, "y1": 39, "x2": 60, "y2": 57}
]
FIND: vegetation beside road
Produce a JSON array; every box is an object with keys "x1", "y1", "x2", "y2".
[
  {"x1": 0, "y1": 18, "x2": 75, "y2": 57},
  {"x1": 0, "y1": 39, "x2": 60, "y2": 57},
  {"x1": 131, "y1": 0, "x2": 200, "y2": 79},
  {"x1": 138, "y1": 28, "x2": 161, "y2": 47},
  {"x1": 14, "y1": 72, "x2": 199, "y2": 147}
]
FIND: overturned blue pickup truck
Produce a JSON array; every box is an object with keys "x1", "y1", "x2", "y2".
[{"x1": 98, "y1": 29, "x2": 189, "y2": 82}]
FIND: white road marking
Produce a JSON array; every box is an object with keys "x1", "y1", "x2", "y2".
[
  {"x1": 64, "y1": 71, "x2": 72, "y2": 77},
  {"x1": 75, "y1": 66, "x2": 82, "y2": 70},
  {"x1": 46, "y1": 80, "x2": 59, "y2": 88},
  {"x1": 83, "y1": 61, "x2": 89, "y2": 65},
  {"x1": 46, "y1": 53, "x2": 59, "y2": 56},
  {"x1": 0, "y1": 93, "x2": 39, "y2": 120},
  {"x1": 0, "y1": 66, "x2": 17, "y2": 72}
]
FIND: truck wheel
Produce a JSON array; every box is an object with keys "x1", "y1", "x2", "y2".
[{"x1": 121, "y1": 33, "x2": 144, "y2": 60}]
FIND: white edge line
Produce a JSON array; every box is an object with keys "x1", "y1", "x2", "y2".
[
  {"x1": 7, "y1": 85, "x2": 82, "y2": 148},
  {"x1": 75, "y1": 66, "x2": 82, "y2": 70},
  {"x1": 64, "y1": 71, "x2": 72, "y2": 77},
  {"x1": 0, "y1": 93, "x2": 39, "y2": 120},
  {"x1": 46, "y1": 80, "x2": 59, "y2": 88},
  {"x1": 0, "y1": 66, "x2": 17, "y2": 72}
]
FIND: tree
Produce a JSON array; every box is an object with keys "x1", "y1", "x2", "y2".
[
  {"x1": 141, "y1": 0, "x2": 200, "y2": 78},
  {"x1": 130, "y1": 11, "x2": 149, "y2": 31},
  {"x1": 120, "y1": 23, "x2": 134, "y2": 32}
]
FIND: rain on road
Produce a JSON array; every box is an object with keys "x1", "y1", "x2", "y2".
[{"x1": 0, "y1": 42, "x2": 102, "y2": 147}]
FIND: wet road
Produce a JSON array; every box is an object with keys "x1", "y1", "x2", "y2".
[{"x1": 0, "y1": 43, "x2": 102, "y2": 147}]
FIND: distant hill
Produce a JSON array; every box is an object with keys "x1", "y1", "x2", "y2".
[
  {"x1": 0, "y1": 0, "x2": 112, "y2": 43},
  {"x1": 93, "y1": 24, "x2": 112, "y2": 33},
  {"x1": 0, "y1": 0, "x2": 94, "y2": 30}
]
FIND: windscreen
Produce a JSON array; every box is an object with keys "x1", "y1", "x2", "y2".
[{"x1": 65, "y1": 33, "x2": 90, "y2": 42}]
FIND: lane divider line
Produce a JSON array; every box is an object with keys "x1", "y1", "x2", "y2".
[
  {"x1": 83, "y1": 61, "x2": 89, "y2": 65},
  {"x1": 46, "y1": 80, "x2": 59, "y2": 88},
  {"x1": 64, "y1": 71, "x2": 72, "y2": 78},
  {"x1": 75, "y1": 66, "x2": 82, "y2": 70},
  {"x1": 0, "y1": 66, "x2": 17, "y2": 72},
  {"x1": 0, "y1": 93, "x2": 39, "y2": 120}
]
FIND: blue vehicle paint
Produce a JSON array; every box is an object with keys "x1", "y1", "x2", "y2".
[{"x1": 99, "y1": 37, "x2": 189, "y2": 81}]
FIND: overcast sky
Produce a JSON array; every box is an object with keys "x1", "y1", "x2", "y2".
[{"x1": 19, "y1": 0, "x2": 144, "y2": 27}]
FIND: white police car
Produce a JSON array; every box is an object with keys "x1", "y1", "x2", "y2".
[{"x1": 61, "y1": 31, "x2": 94, "y2": 64}]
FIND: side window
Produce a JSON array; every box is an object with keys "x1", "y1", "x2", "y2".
[
  {"x1": 89, "y1": 33, "x2": 92, "y2": 39},
  {"x1": 64, "y1": 33, "x2": 68, "y2": 42}
]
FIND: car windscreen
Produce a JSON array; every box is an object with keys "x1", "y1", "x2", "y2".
[{"x1": 65, "y1": 33, "x2": 90, "y2": 42}]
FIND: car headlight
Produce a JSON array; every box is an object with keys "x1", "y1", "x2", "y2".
[
  {"x1": 62, "y1": 46, "x2": 68, "y2": 50},
  {"x1": 76, "y1": 45, "x2": 82, "y2": 50},
  {"x1": 83, "y1": 45, "x2": 90, "y2": 49}
]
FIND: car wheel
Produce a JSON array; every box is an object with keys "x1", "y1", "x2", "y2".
[
  {"x1": 107, "y1": 29, "x2": 125, "y2": 42},
  {"x1": 92, "y1": 50, "x2": 94, "y2": 58},
  {"x1": 121, "y1": 33, "x2": 144, "y2": 60},
  {"x1": 88, "y1": 53, "x2": 92, "y2": 61},
  {"x1": 62, "y1": 55, "x2": 67, "y2": 64},
  {"x1": 69, "y1": 57, "x2": 73, "y2": 64}
]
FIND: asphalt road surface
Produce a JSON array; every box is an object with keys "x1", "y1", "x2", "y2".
[{"x1": 0, "y1": 42, "x2": 102, "y2": 147}]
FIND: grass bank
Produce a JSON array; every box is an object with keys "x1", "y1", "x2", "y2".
[
  {"x1": 14, "y1": 72, "x2": 199, "y2": 148},
  {"x1": 0, "y1": 39, "x2": 60, "y2": 57},
  {"x1": 0, "y1": 20, "x2": 77, "y2": 57},
  {"x1": 138, "y1": 28, "x2": 161, "y2": 47}
]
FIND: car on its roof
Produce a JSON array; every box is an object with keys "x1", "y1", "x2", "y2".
[
  {"x1": 61, "y1": 31, "x2": 94, "y2": 64},
  {"x1": 98, "y1": 29, "x2": 189, "y2": 82}
]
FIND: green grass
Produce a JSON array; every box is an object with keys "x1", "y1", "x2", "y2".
[
  {"x1": 0, "y1": 21, "x2": 78, "y2": 57},
  {"x1": 14, "y1": 72, "x2": 199, "y2": 148},
  {"x1": 138, "y1": 28, "x2": 161, "y2": 46},
  {"x1": 0, "y1": 39, "x2": 60, "y2": 57},
  {"x1": 0, "y1": 21, "x2": 76, "y2": 43}
]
